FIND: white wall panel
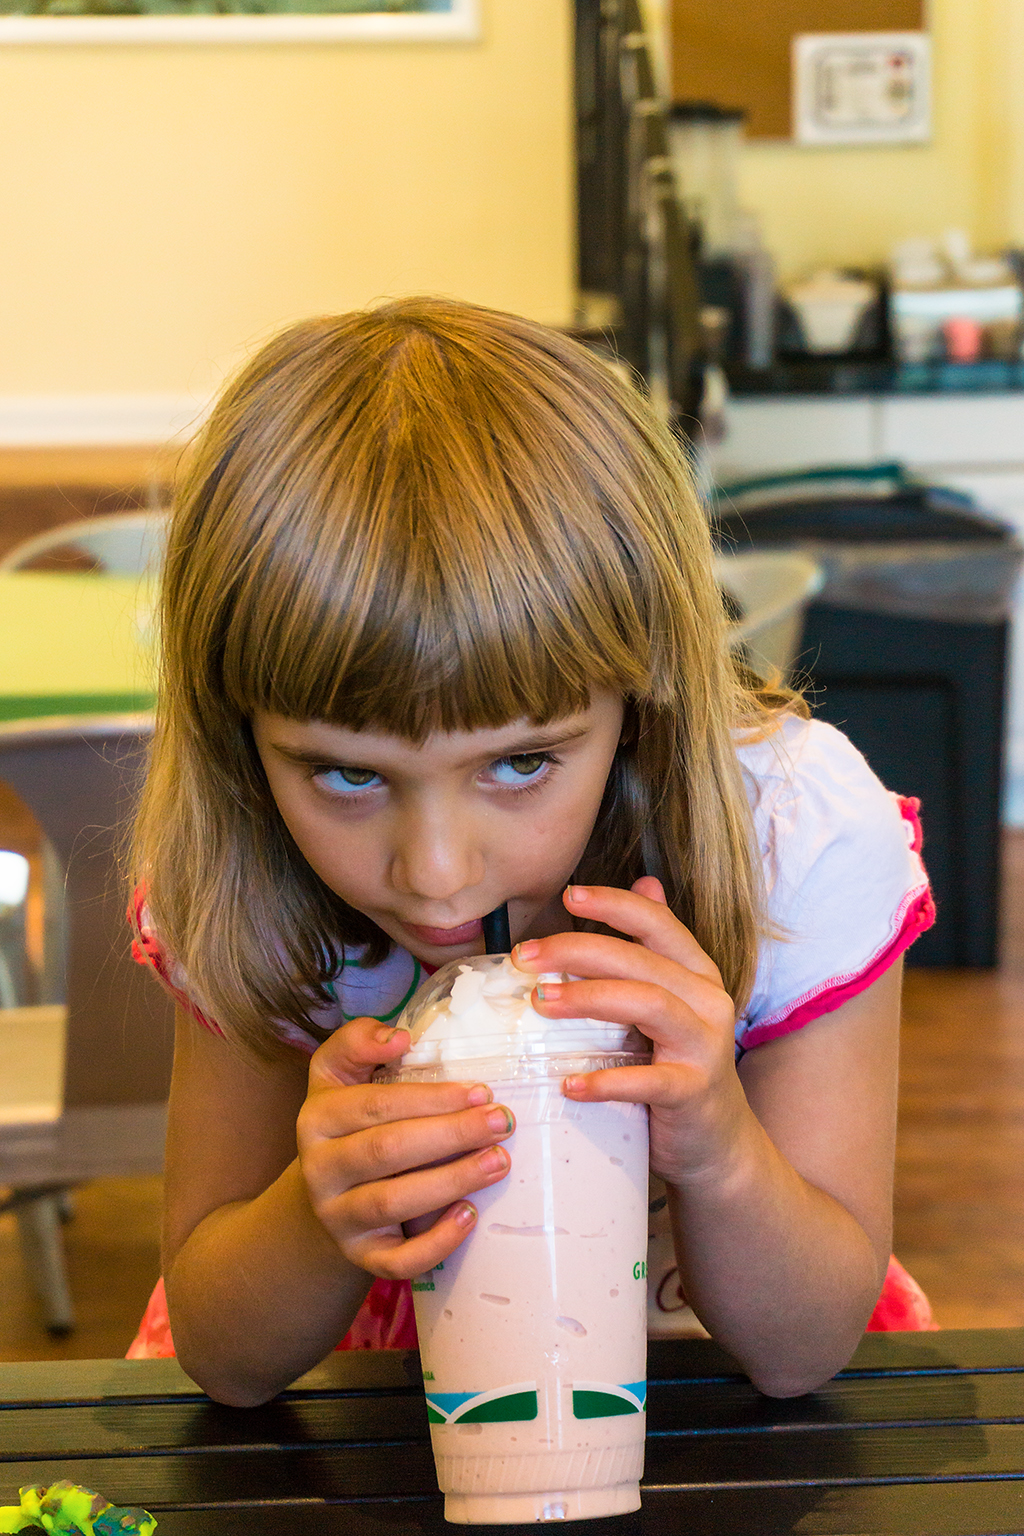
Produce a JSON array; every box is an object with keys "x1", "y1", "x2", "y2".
[{"x1": 713, "y1": 398, "x2": 878, "y2": 479}]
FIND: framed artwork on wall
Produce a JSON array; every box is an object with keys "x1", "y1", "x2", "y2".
[{"x1": 0, "y1": 0, "x2": 479, "y2": 43}]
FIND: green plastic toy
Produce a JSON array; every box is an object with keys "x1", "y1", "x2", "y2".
[{"x1": 0, "y1": 1482, "x2": 156, "y2": 1534}]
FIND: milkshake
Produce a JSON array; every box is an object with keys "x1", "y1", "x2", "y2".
[{"x1": 379, "y1": 955, "x2": 650, "y2": 1524}]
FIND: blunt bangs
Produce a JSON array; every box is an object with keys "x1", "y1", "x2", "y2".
[{"x1": 217, "y1": 493, "x2": 658, "y2": 742}]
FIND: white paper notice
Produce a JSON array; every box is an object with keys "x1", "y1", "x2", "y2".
[{"x1": 793, "y1": 32, "x2": 931, "y2": 146}]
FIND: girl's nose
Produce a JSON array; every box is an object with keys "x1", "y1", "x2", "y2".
[{"x1": 390, "y1": 806, "x2": 486, "y2": 901}]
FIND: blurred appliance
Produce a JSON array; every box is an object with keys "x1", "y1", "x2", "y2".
[
  {"x1": 665, "y1": 102, "x2": 778, "y2": 373},
  {"x1": 666, "y1": 101, "x2": 744, "y2": 257},
  {"x1": 712, "y1": 464, "x2": 1024, "y2": 967},
  {"x1": 574, "y1": 0, "x2": 703, "y2": 429}
]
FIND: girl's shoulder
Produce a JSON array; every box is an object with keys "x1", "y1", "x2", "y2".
[
  {"x1": 130, "y1": 890, "x2": 423, "y2": 1056},
  {"x1": 733, "y1": 714, "x2": 934, "y2": 1053}
]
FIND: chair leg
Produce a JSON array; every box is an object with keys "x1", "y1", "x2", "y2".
[
  {"x1": 15, "y1": 1192, "x2": 75, "y2": 1335},
  {"x1": 0, "y1": 942, "x2": 20, "y2": 1007}
]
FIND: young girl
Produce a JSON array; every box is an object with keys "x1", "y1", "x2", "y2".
[{"x1": 128, "y1": 297, "x2": 935, "y2": 1406}]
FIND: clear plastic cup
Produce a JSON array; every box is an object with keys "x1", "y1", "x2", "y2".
[{"x1": 378, "y1": 954, "x2": 651, "y2": 1524}]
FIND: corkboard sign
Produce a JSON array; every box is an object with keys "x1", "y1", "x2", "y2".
[{"x1": 670, "y1": 0, "x2": 927, "y2": 139}]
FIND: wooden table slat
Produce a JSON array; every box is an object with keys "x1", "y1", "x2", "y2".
[
  {"x1": 649, "y1": 1329, "x2": 1024, "y2": 1381},
  {"x1": 0, "y1": 1350, "x2": 423, "y2": 1405},
  {"x1": 639, "y1": 1481, "x2": 1024, "y2": 1536},
  {"x1": 6, "y1": 1330, "x2": 1022, "y2": 1409},
  {"x1": 4, "y1": 1370, "x2": 1023, "y2": 1461},
  {"x1": 68, "y1": 1488, "x2": 1024, "y2": 1536},
  {"x1": 5, "y1": 1423, "x2": 1024, "y2": 1509},
  {"x1": 0, "y1": 1395, "x2": 430, "y2": 1457},
  {"x1": 4, "y1": 1472, "x2": 1024, "y2": 1536}
]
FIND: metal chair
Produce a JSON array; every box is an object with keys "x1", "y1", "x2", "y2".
[
  {"x1": 0, "y1": 715, "x2": 173, "y2": 1334},
  {"x1": 0, "y1": 850, "x2": 29, "y2": 1008},
  {"x1": 0, "y1": 511, "x2": 169, "y2": 575}
]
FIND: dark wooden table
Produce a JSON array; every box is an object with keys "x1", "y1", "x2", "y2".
[{"x1": 3, "y1": 1330, "x2": 1024, "y2": 1534}]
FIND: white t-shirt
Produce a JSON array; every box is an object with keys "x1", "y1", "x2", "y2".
[{"x1": 734, "y1": 712, "x2": 932, "y2": 1052}]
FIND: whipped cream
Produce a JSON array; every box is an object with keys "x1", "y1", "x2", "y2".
[{"x1": 397, "y1": 954, "x2": 636, "y2": 1065}]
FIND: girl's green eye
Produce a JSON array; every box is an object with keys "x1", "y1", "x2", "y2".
[
  {"x1": 490, "y1": 753, "x2": 550, "y2": 786},
  {"x1": 318, "y1": 765, "x2": 381, "y2": 793}
]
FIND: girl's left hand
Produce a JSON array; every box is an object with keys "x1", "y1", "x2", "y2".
[{"x1": 513, "y1": 879, "x2": 749, "y2": 1190}]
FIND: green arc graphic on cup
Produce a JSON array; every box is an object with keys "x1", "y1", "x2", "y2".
[
  {"x1": 425, "y1": 1383, "x2": 538, "y2": 1424},
  {"x1": 572, "y1": 1380, "x2": 647, "y2": 1418},
  {"x1": 425, "y1": 1381, "x2": 646, "y2": 1424}
]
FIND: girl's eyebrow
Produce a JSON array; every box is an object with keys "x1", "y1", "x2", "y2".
[
  {"x1": 478, "y1": 724, "x2": 592, "y2": 759},
  {"x1": 266, "y1": 724, "x2": 592, "y2": 770}
]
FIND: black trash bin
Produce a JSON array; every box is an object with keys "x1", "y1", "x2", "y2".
[{"x1": 712, "y1": 462, "x2": 1024, "y2": 967}]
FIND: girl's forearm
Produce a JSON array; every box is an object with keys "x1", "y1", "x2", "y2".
[
  {"x1": 164, "y1": 1159, "x2": 372, "y2": 1406},
  {"x1": 667, "y1": 1116, "x2": 889, "y2": 1397}
]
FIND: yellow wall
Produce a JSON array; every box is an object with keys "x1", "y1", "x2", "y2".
[
  {"x1": 731, "y1": 0, "x2": 1022, "y2": 280},
  {"x1": 0, "y1": 0, "x2": 575, "y2": 397}
]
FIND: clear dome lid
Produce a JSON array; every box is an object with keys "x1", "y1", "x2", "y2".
[{"x1": 383, "y1": 952, "x2": 648, "y2": 1071}]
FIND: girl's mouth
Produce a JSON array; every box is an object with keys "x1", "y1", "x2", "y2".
[{"x1": 402, "y1": 917, "x2": 484, "y2": 947}]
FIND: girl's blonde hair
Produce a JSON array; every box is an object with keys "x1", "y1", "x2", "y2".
[{"x1": 134, "y1": 296, "x2": 802, "y2": 1056}]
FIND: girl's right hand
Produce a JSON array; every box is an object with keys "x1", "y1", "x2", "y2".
[{"x1": 296, "y1": 1016, "x2": 514, "y2": 1280}]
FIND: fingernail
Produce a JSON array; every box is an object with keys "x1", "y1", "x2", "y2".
[
  {"x1": 563, "y1": 1075, "x2": 584, "y2": 1094},
  {"x1": 486, "y1": 1105, "x2": 515, "y2": 1135},
  {"x1": 516, "y1": 940, "x2": 540, "y2": 962},
  {"x1": 479, "y1": 1145, "x2": 509, "y2": 1174},
  {"x1": 375, "y1": 1025, "x2": 398, "y2": 1045},
  {"x1": 466, "y1": 1083, "x2": 493, "y2": 1106},
  {"x1": 453, "y1": 1201, "x2": 477, "y2": 1228},
  {"x1": 566, "y1": 885, "x2": 587, "y2": 903},
  {"x1": 535, "y1": 982, "x2": 562, "y2": 1002}
]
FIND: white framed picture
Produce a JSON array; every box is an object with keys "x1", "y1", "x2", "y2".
[
  {"x1": 793, "y1": 32, "x2": 931, "y2": 146},
  {"x1": 0, "y1": 0, "x2": 478, "y2": 44}
]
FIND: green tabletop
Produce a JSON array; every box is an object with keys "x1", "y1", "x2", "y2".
[{"x1": 0, "y1": 573, "x2": 157, "y2": 722}]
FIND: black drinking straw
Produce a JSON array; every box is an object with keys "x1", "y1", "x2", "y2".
[{"x1": 482, "y1": 902, "x2": 511, "y2": 954}]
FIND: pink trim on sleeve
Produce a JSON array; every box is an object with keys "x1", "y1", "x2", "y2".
[
  {"x1": 741, "y1": 795, "x2": 936, "y2": 1051},
  {"x1": 899, "y1": 794, "x2": 925, "y2": 855},
  {"x1": 128, "y1": 885, "x2": 225, "y2": 1038}
]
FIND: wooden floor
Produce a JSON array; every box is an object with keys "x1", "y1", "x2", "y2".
[
  {"x1": 895, "y1": 830, "x2": 1024, "y2": 1329},
  {"x1": 1, "y1": 447, "x2": 1024, "y2": 1357},
  {"x1": 0, "y1": 1179, "x2": 162, "y2": 1361}
]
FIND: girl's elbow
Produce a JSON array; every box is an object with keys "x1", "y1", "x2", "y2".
[
  {"x1": 212, "y1": 1384, "x2": 281, "y2": 1409},
  {"x1": 746, "y1": 1330, "x2": 867, "y2": 1398},
  {"x1": 175, "y1": 1343, "x2": 284, "y2": 1409},
  {"x1": 749, "y1": 1363, "x2": 838, "y2": 1399}
]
